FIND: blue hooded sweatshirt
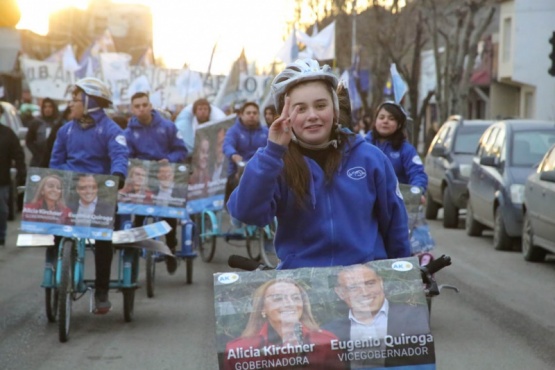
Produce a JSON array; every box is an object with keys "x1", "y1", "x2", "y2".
[
  {"x1": 222, "y1": 116, "x2": 268, "y2": 176},
  {"x1": 50, "y1": 108, "x2": 128, "y2": 176},
  {"x1": 365, "y1": 132, "x2": 428, "y2": 192},
  {"x1": 227, "y1": 135, "x2": 411, "y2": 269},
  {"x1": 124, "y1": 109, "x2": 187, "y2": 162}
]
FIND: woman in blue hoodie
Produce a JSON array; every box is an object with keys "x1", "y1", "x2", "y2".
[
  {"x1": 365, "y1": 102, "x2": 428, "y2": 194},
  {"x1": 227, "y1": 59, "x2": 410, "y2": 269}
]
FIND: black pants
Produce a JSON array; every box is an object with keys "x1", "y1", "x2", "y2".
[
  {"x1": 49, "y1": 236, "x2": 113, "y2": 292},
  {"x1": 134, "y1": 215, "x2": 178, "y2": 251}
]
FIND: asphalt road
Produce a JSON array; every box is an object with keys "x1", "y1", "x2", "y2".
[{"x1": 1, "y1": 212, "x2": 554, "y2": 369}]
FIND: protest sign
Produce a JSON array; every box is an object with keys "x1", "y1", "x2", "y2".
[
  {"x1": 214, "y1": 257, "x2": 435, "y2": 370},
  {"x1": 117, "y1": 159, "x2": 190, "y2": 218},
  {"x1": 21, "y1": 168, "x2": 118, "y2": 240},
  {"x1": 187, "y1": 116, "x2": 235, "y2": 214}
]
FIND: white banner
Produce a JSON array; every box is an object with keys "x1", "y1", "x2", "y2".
[{"x1": 20, "y1": 57, "x2": 75, "y2": 101}]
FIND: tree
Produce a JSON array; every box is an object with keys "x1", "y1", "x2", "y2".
[{"x1": 424, "y1": 0, "x2": 496, "y2": 124}]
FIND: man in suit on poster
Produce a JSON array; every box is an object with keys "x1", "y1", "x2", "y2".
[{"x1": 323, "y1": 264, "x2": 434, "y2": 368}]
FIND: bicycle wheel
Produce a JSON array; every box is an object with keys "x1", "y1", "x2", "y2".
[
  {"x1": 185, "y1": 258, "x2": 193, "y2": 284},
  {"x1": 45, "y1": 288, "x2": 58, "y2": 323},
  {"x1": 245, "y1": 227, "x2": 261, "y2": 261},
  {"x1": 260, "y1": 225, "x2": 279, "y2": 269},
  {"x1": 58, "y1": 239, "x2": 74, "y2": 343},
  {"x1": 122, "y1": 288, "x2": 135, "y2": 322},
  {"x1": 199, "y1": 213, "x2": 216, "y2": 262},
  {"x1": 145, "y1": 251, "x2": 155, "y2": 298}
]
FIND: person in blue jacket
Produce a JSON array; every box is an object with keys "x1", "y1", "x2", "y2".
[
  {"x1": 226, "y1": 59, "x2": 410, "y2": 269},
  {"x1": 222, "y1": 101, "x2": 268, "y2": 205},
  {"x1": 124, "y1": 91, "x2": 188, "y2": 274},
  {"x1": 365, "y1": 102, "x2": 428, "y2": 194},
  {"x1": 50, "y1": 77, "x2": 129, "y2": 314}
]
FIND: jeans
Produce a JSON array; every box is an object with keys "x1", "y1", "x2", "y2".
[{"x1": 0, "y1": 185, "x2": 9, "y2": 242}]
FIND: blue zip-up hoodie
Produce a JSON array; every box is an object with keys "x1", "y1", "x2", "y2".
[
  {"x1": 124, "y1": 110, "x2": 187, "y2": 162},
  {"x1": 50, "y1": 109, "x2": 129, "y2": 176},
  {"x1": 365, "y1": 132, "x2": 428, "y2": 192},
  {"x1": 222, "y1": 117, "x2": 268, "y2": 176},
  {"x1": 227, "y1": 135, "x2": 410, "y2": 269}
]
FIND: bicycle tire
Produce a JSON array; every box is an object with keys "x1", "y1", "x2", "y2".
[
  {"x1": 245, "y1": 227, "x2": 261, "y2": 261},
  {"x1": 145, "y1": 251, "x2": 155, "y2": 298},
  {"x1": 185, "y1": 258, "x2": 193, "y2": 284},
  {"x1": 58, "y1": 239, "x2": 74, "y2": 343},
  {"x1": 122, "y1": 288, "x2": 135, "y2": 322},
  {"x1": 260, "y1": 225, "x2": 279, "y2": 269},
  {"x1": 45, "y1": 288, "x2": 58, "y2": 323},
  {"x1": 199, "y1": 213, "x2": 216, "y2": 262}
]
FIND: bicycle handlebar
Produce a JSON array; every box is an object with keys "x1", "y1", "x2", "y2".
[{"x1": 420, "y1": 254, "x2": 451, "y2": 276}]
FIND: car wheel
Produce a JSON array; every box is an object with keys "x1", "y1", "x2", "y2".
[
  {"x1": 521, "y1": 212, "x2": 546, "y2": 262},
  {"x1": 425, "y1": 192, "x2": 440, "y2": 220},
  {"x1": 493, "y1": 208, "x2": 513, "y2": 251},
  {"x1": 465, "y1": 199, "x2": 483, "y2": 236},
  {"x1": 442, "y1": 187, "x2": 459, "y2": 229}
]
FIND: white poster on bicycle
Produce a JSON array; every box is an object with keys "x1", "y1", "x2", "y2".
[
  {"x1": 214, "y1": 257, "x2": 435, "y2": 370},
  {"x1": 117, "y1": 159, "x2": 190, "y2": 218},
  {"x1": 187, "y1": 115, "x2": 235, "y2": 214},
  {"x1": 21, "y1": 168, "x2": 118, "y2": 240}
]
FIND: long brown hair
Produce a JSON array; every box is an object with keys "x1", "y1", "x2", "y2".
[{"x1": 241, "y1": 278, "x2": 320, "y2": 338}]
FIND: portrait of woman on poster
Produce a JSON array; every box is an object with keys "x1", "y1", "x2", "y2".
[
  {"x1": 189, "y1": 133, "x2": 212, "y2": 186},
  {"x1": 223, "y1": 278, "x2": 345, "y2": 370},
  {"x1": 23, "y1": 174, "x2": 71, "y2": 224},
  {"x1": 118, "y1": 163, "x2": 154, "y2": 204}
]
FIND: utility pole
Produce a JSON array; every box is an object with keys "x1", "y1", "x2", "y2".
[{"x1": 351, "y1": 0, "x2": 358, "y2": 65}]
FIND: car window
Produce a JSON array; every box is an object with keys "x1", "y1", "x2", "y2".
[
  {"x1": 539, "y1": 146, "x2": 555, "y2": 172},
  {"x1": 512, "y1": 130, "x2": 555, "y2": 167},
  {"x1": 453, "y1": 125, "x2": 489, "y2": 154},
  {"x1": 433, "y1": 123, "x2": 452, "y2": 148}
]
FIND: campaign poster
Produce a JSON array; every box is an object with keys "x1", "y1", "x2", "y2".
[
  {"x1": 187, "y1": 116, "x2": 235, "y2": 214},
  {"x1": 214, "y1": 257, "x2": 435, "y2": 370},
  {"x1": 117, "y1": 159, "x2": 190, "y2": 218},
  {"x1": 399, "y1": 184, "x2": 435, "y2": 254},
  {"x1": 21, "y1": 167, "x2": 118, "y2": 240}
]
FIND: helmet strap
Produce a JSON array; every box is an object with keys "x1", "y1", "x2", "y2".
[{"x1": 291, "y1": 123, "x2": 342, "y2": 150}]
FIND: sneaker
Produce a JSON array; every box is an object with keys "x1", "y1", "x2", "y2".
[
  {"x1": 94, "y1": 290, "x2": 112, "y2": 315},
  {"x1": 165, "y1": 256, "x2": 177, "y2": 275}
]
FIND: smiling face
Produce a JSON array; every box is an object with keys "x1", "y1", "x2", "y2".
[
  {"x1": 336, "y1": 265, "x2": 385, "y2": 321},
  {"x1": 374, "y1": 107, "x2": 401, "y2": 137},
  {"x1": 157, "y1": 165, "x2": 174, "y2": 188},
  {"x1": 131, "y1": 167, "x2": 147, "y2": 190},
  {"x1": 198, "y1": 138, "x2": 210, "y2": 170},
  {"x1": 76, "y1": 176, "x2": 98, "y2": 206},
  {"x1": 262, "y1": 282, "x2": 304, "y2": 330},
  {"x1": 42, "y1": 177, "x2": 62, "y2": 203},
  {"x1": 287, "y1": 81, "x2": 335, "y2": 146}
]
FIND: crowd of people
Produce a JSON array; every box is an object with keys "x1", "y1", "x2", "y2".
[{"x1": 2, "y1": 58, "x2": 431, "y2": 368}]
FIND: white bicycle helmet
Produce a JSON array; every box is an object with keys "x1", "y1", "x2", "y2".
[
  {"x1": 75, "y1": 77, "x2": 113, "y2": 104},
  {"x1": 271, "y1": 58, "x2": 339, "y2": 113}
]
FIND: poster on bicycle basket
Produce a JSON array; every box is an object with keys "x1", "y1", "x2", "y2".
[
  {"x1": 117, "y1": 158, "x2": 190, "y2": 218},
  {"x1": 187, "y1": 115, "x2": 235, "y2": 214},
  {"x1": 214, "y1": 256, "x2": 436, "y2": 370},
  {"x1": 21, "y1": 167, "x2": 118, "y2": 240}
]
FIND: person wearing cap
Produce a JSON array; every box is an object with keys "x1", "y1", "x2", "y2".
[
  {"x1": 49, "y1": 77, "x2": 129, "y2": 314},
  {"x1": 365, "y1": 102, "x2": 428, "y2": 198},
  {"x1": 226, "y1": 58, "x2": 410, "y2": 269}
]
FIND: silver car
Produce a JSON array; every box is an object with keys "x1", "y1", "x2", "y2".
[{"x1": 522, "y1": 144, "x2": 555, "y2": 261}]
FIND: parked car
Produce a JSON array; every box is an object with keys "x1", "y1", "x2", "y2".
[
  {"x1": 465, "y1": 120, "x2": 555, "y2": 250},
  {"x1": 1, "y1": 101, "x2": 27, "y2": 220},
  {"x1": 424, "y1": 115, "x2": 494, "y2": 228},
  {"x1": 521, "y1": 144, "x2": 555, "y2": 261}
]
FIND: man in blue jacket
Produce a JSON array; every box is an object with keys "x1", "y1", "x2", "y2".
[
  {"x1": 124, "y1": 92, "x2": 187, "y2": 273},
  {"x1": 50, "y1": 77, "x2": 128, "y2": 314},
  {"x1": 222, "y1": 102, "x2": 268, "y2": 205}
]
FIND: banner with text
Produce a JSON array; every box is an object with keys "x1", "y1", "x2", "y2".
[{"x1": 214, "y1": 257, "x2": 435, "y2": 370}]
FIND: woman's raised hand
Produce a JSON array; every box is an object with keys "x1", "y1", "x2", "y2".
[{"x1": 268, "y1": 97, "x2": 297, "y2": 147}]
